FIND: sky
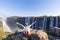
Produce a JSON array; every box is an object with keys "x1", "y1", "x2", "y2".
[{"x1": 0, "y1": 0, "x2": 60, "y2": 18}]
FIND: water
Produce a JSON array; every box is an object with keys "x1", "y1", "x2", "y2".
[
  {"x1": 56, "y1": 17, "x2": 58, "y2": 27},
  {"x1": 50, "y1": 17, "x2": 54, "y2": 29}
]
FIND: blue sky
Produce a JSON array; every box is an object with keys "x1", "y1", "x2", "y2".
[{"x1": 0, "y1": 0, "x2": 60, "y2": 18}]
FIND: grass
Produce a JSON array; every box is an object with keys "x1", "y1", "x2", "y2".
[
  {"x1": 0, "y1": 27, "x2": 4, "y2": 37},
  {"x1": 0, "y1": 27, "x2": 13, "y2": 40}
]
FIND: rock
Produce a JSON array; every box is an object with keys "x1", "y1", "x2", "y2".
[
  {"x1": 36, "y1": 30, "x2": 48, "y2": 40},
  {"x1": 12, "y1": 32, "x2": 28, "y2": 40},
  {"x1": 3, "y1": 32, "x2": 28, "y2": 40},
  {"x1": 48, "y1": 35, "x2": 55, "y2": 40},
  {"x1": 3, "y1": 30, "x2": 49, "y2": 40},
  {"x1": 29, "y1": 34, "x2": 40, "y2": 40},
  {"x1": 30, "y1": 30, "x2": 49, "y2": 40}
]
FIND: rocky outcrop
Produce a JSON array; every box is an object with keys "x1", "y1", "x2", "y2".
[
  {"x1": 31, "y1": 30, "x2": 48, "y2": 40},
  {"x1": 3, "y1": 29, "x2": 49, "y2": 40}
]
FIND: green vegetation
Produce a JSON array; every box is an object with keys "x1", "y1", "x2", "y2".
[
  {"x1": 0, "y1": 27, "x2": 13, "y2": 40},
  {"x1": 0, "y1": 37, "x2": 3, "y2": 40}
]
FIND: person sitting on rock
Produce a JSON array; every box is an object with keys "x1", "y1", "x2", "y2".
[{"x1": 16, "y1": 21, "x2": 36, "y2": 37}]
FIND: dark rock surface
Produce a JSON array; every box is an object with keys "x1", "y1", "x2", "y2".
[
  {"x1": 3, "y1": 30, "x2": 49, "y2": 40},
  {"x1": 29, "y1": 34, "x2": 40, "y2": 40}
]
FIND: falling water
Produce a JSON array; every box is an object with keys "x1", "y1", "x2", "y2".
[
  {"x1": 42, "y1": 17, "x2": 47, "y2": 31},
  {"x1": 32, "y1": 17, "x2": 35, "y2": 29},
  {"x1": 25, "y1": 17, "x2": 30, "y2": 25},
  {"x1": 28, "y1": 17, "x2": 30, "y2": 24},
  {"x1": 56, "y1": 17, "x2": 58, "y2": 27},
  {"x1": 25, "y1": 17, "x2": 28, "y2": 23},
  {"x1": 50, "y1": 17, "x2": 54, "y2": 29},
  {"x1": 42, "y1": 17, "x2": 45, "y2": 30},
  {"x1": 35, "y1": 17, "x2": 37, "y2": 29}
]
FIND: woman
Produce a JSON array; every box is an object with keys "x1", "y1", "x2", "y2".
[{"x1": 16, "y1": 21, "x2": 36, "y2": 37}]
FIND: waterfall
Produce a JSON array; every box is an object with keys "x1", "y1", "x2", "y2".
[
  {"x1": 56, "y1": 17, "x2": 58, "y2": 27},
  {"x1": 50, "y1": 17, "x2": 54, "y2": 29},
  {"x1": 42, "y1": 17, "x2": 47, "y2": 31},
  {"x1": 28, "y1": 17, "x2": 30, "y2": 24},
  {"x1": 35, "y1": 17, "x2": 37, "y2": 29},
  {"x1": 32, "y1": 17, "x2": 34, "y2": 29},
  {"x1": 25, "y1": 17, "x2": 28, "y2": 23},
  {"x1": 43, "y1": 17, "x2": 45, "y2": 30},
  {"x1": 25, "y1": 17, "x2": 30, "y2": 24}
]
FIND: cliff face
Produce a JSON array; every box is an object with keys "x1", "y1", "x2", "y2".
[{"x1": 6, "y1": 16, "x2": 60, "y2": 32}]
